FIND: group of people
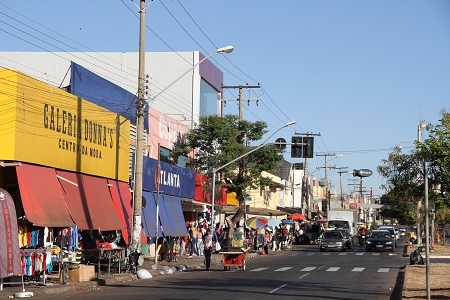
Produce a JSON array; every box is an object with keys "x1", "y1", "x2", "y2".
[{"x1": 245, "y1": 224, "x2": 293, "y2": 254}]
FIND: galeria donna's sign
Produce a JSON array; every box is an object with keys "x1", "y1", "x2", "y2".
[{"x1": 0, "y1": 69, "x2": 130, "y2": 181}]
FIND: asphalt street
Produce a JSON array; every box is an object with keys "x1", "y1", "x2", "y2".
[{"x1": 30, "y1": 241, "x2": 409, "y2": 300}]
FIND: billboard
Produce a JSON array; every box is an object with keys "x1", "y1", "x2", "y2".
[{"x1": 0, "y1": 69, "x2": 130, "y2": 181}]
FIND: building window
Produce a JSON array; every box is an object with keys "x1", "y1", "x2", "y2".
[{"x1": 200, "y1": 79, "x2": 219, "y2": 116}]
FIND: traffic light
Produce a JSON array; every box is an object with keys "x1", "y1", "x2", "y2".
[
  {"x1": 291, "y1": 136, "x2": 302, "y2": 158},
  {"x1": 303, "y1": 136, "x2": 314, "y2": 158}
]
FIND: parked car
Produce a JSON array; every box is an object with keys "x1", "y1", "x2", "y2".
[
  {"x1": 366, "y1": 230, "x2": 395, "y2": 252},
  {"x1": 319, "y1": 230, "x2": 346, "y2": 252},
  {"x1": 337, "y1": 229, "x2": 352, "y2": 249}
]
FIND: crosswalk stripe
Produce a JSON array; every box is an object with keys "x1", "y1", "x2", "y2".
[
  {"x1": 321, "y1": 253, "x2": 331, "y2": 256},
  {"x1": 338, "y1": 253, "x2": 348, "y2": 255},
  {"x1": 326, "y1": 267, "x2": 340, "y2": 272},
  {"x1": 372, "y1": 253, "x2": 381, "y2": 255},
  {"x1": 306, "y1": 253, "x2": 315, "y2": 256},
  {"x1": 300, "y1": 267, "x2": 316, "y2": 272},
  {"x1": 275, "y1": 267, "x2": 293, "y2": 272},
  {"x1": 378, "y1": 268, "x2": 390, "y2": 273},
  {"x1": 355, "y1": 253, "x2": 365, "y2": 255},
  {"x1": 352, "y1": 267, "x2": 365, "y2": 272},
  {"x1": 250, "y1": 267, "x2": 268, "y2": 272}
]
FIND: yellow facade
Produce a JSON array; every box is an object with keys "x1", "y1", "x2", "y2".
[
  {"x1": 246, "y1": 171, "x2": 283, "y2": 212},
  {"x1": 0, "y1": 69, "x2": 130, "y2": 181}
]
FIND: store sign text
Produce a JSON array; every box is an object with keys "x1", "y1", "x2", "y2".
[{"x1": 43, "y1": 103, "x2": 115, "y2": 159}]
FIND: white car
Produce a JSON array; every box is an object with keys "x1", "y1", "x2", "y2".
[
  {"x1": 379, "y1": 226, "x2": 399, "y2": 243},
  {"x1": 399, "y1": 227, "x2": 406, "y2": 236}
]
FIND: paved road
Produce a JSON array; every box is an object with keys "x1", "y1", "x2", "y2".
[{"x1": 31, "y1": 242, "x2": 408, "y2": 300}]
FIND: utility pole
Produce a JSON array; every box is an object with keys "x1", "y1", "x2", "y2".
[
  {"x1": 221, "y1": 84, "x2": 260, "y2": 121},
  {"x1": 131, "y1": 0, "x2": 146, "y2": 253},
  {"x1": 294, "y1": 132, "x2": 320, "y2": 217},
  {"x1": 316, "y1": 153, "x2": 336, "y2": 213},
  {"x1": 335, "y1": 167, "x2": 348, "y2": 209},
  {"x1": 417, "y1": 120, "x2": 426, "y2": 246}
]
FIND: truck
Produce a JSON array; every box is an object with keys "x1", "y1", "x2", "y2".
[{"x1": 326, "y1": 209, "x2": 358, "y2": 237}]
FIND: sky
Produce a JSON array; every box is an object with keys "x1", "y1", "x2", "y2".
[{"x1": 0, "y1": 0, "x2": 449, "y2": 198}]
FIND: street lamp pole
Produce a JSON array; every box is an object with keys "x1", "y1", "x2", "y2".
[
  {"x1": 153, "y1": 46, "x2": 234, "y2": 100},
  {"x1": 210, "y1": 121, "x2": 296, "y2": 230},
  {"x1": 131, "y1": 43, "x2": 234, "y2": 253}
]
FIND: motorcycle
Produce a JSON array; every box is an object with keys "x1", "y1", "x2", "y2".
[
  {"x1": 409, "y1": 246, "x2": 425, "y2": 265},
  {"x1": 359, "y1": 233, "x2": 368, "y2": 247}
]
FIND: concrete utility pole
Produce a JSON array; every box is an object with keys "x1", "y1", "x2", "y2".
[
  {"x1": 335, "y1": 167, "x2": 348, "y2": 209},
  {"x1": 417, "y1": 120, "x2": 426, "y2": 246},
  {"x1": 294, "y1": 132, "x2": 320, "y2": 217},
  {"x1": 316, "y1": 153, "x2": 336, "y2": 213},
  {"x1": 221, "y1": 84, "x2": 260, "y2": 121},
  {"x1": 131, "y1": 0, "x2": 146, "y2": 253}
]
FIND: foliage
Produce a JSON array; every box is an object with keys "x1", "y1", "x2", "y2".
[
  {"x1": 171, "y1": 114, "x2": 285, "y2": 229},
  {"x1": 370, "y1": 221, "x2": 379, "y2": 231},
  {"x1": 418, "y1": 111, "x2": 450, "y2": 207},
  {"x1": 377, "y1": 110, "x2": 450, "y2": 225}
]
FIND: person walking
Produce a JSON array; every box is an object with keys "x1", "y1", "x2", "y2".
[
  {"x1": 203, "y1": 228, "x2": 213, "y2": 271},
  {"x1": 196, "y1": 227, "x2": 204, "y2": 256},
  {"x1": 187, "y1": 226, "x2": 195, "y2": 258}
]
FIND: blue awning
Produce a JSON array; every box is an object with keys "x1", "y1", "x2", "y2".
[
  {"x1": 142, "y1": 192, "x2": 163, "y2": 238},
  {"x1": 161, "y1": 195, "x2": 188, "y2": 237},
  {"x1": 141, "y1": 193, "x2": 188, "y2": 238}
]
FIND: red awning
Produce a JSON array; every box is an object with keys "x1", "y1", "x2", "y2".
[
  {"x1": 56, "y1": 171, "x2": 125, "y2": 231},
  {"x1": 16, "y1": 164, "x2": 74, "y2": 227},
  {"x1": 107, "y1": 179, "x2": 132, "y2": 244}
]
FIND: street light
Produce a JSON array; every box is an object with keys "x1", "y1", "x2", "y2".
[
  {"x1": 130, "y1": 44, "x2": 234, "y2": 253},
  {"x1": 152, "y1": 46, "x2": 234, "y2": 100},
  {"x1": 210, "y1": 121, "x2": 296, "y2": 232}
]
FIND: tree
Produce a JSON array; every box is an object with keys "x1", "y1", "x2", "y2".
[
  {"x1": 171, "y1": 114, "x2": 285, "y2": 243},
  {"x1": 377, "y1": 109, "x2": 450, "y2": 226}
]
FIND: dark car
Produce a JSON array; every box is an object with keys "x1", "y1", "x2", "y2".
[
  {"x1": 337, "y1": 229, "x2": 352, "y2": 249},
  {"x1": 319, "y1": 230, "x2": 346, "y2": 252},
  {"x1": 366, "y1": 230, "x2": 395, "y2": 252}
]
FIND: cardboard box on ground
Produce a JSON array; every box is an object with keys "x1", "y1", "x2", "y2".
[{"x1": 68, "y1": 265, "x2": 96, "y2": 282}]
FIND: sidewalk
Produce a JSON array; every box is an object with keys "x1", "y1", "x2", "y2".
[
  {"x1": 402, "y1": 243, "x2": 450, "y2": 299},
  {"x1": 0, "y1": 251, "x2": 257, "y2": 298}
]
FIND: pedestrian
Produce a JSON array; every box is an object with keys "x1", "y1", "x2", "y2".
[
  {"x1": 180, "y1": 235, "x2": 188, "y2": 256},
  {"x1": 196, "y1": 227, "x2": 204, "y2": 256},
  {"x1": 203, "y1": 228, "x2": 213, "y2": 270},
  {"x1": 187, "y1": 226, "x2": 195, "y2": 258}
]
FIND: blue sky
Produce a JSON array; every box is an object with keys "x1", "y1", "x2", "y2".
[{"x1": 1, "y1": 1, "x2": 449, "y2": 197}]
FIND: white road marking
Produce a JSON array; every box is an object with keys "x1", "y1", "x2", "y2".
[
  {"x1": 321, "y1": 253, "x2": 331, "y2": 256},
  {"x1": 378, "y1": 268, "x2": 390, "y2": 273},
  {"x1": 250, "y1": 267, "x2": 269, "y2": 272},
  {"x1": 306, "y1": 253, "x2": 315, "y2": 256},
  {"x1": 300, "y1": 267, "x2": 316, "y2": 272},
  {"x1": 275, "y1": 267, "x2": 293, "y2": 272},
  {"x1": 326, "y1": 267, "x2": 340, "y2": 272},
  {"x1": 355, "y1": 252, "x2": 365, "y2": 255},
  {"x1": 372, "y1": 253, "x2": 381, "y2": 256},
  {"x1": 299, "y1": 273, "x2": 310, "y2": 279},
  {"x1": 338, "y1": 253, "x2": 348, "y2": 255},
  {"x1": 268, "y1": 284, "x2": 287, "y2": 294},
  {"x1": 352, "y1": 267, "x2": 365, "y2": 272}
]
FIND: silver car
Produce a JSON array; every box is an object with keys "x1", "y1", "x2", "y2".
[{"x1": 319, "y1": 230, "x2": 346, "y2": 252}]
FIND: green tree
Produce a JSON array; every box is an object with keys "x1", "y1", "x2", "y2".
[
  {"x1": 172, "y1": 114, "x2": 285, "y2": 242},
  {"x1": 378, "y1": 110, "x2": 450, "y2": 227}
]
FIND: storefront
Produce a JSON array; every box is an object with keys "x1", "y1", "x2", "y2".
[{"x1": 0, "y1": 69, "x2": 132, "y2": 282}]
